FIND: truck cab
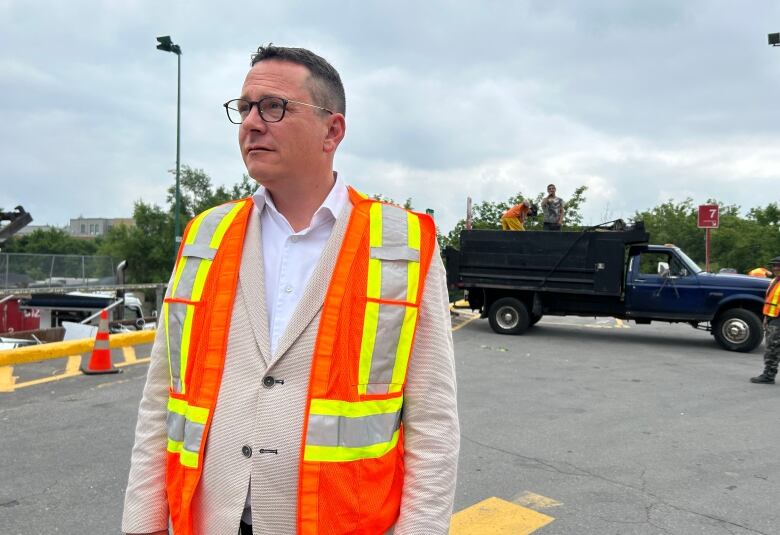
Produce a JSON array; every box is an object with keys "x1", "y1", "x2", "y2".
[{"x1": 625, "y1": 244, "x2": 768, "y2": 351}]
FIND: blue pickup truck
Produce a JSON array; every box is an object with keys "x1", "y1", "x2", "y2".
[{"x1": 445, "y1": 222, "x2": 771, "y2": 352}]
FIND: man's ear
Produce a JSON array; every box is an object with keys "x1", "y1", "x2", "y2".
[{"x1": 323, "y1": 113, "x2": 346, "y2": 154}]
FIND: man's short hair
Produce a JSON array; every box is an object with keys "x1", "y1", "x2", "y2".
[
  {"x1": 251, "y1": 44, "x2": 346, "y2": 115},
  {"x1": 547, "y1": 184, "x2": 556, "y2": 189}
]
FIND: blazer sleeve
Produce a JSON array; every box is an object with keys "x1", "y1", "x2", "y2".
[
  {"x1": 121, "y1": 321, "x2": 171, "y2": 533},
  {"x1": 394, "y1": 245, "x2": 460, "y2": 535}
]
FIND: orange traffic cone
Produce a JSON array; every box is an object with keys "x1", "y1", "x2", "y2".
[{"x1": 81, "y1": 309, "x2": 120, "y2": 375}]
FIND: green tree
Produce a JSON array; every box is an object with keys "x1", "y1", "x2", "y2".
[
  {"x1": 633, "y1": 199, "x2": 780, "y2": 272},
  {"x1": 440, "y1": 185, "x2": 589, "y2": 251},
  {"x1": 167, "y1": 166, "x2": 258, "y2": 221},
  {"x1": 98, "y1": 201, "x2": 174, "y2": 283},
  {"x1": 370, "y1": 194, "x2": 413, "y2": 210},
  {"x1": 4, "y1": 227, "x2": 99, "y2": 255}
]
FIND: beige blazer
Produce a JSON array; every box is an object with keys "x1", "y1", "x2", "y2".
[{"x1": 122, "y1": 201, "x2": 459, "y2": 534}]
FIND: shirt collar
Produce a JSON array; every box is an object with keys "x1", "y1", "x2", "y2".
[{"x1": 251, "y1": 172, "x2": 348, "y2": 232}]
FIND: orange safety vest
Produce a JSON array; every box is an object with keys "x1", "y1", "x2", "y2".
[
  {"x1": 162, "y1": 188, "x2": 436, "y2": 534},
  {"x1": 765, "y1": 277, "x2": 780, "y2": 318}
]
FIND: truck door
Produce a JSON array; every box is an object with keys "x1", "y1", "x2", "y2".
[{"x1": 627, "y1": 250, "x2": 703, "y2": 318}]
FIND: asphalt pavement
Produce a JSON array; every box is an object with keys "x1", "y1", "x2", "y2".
[{"x1": 1, "y1": 314, "x2": 779, "y2": 534}]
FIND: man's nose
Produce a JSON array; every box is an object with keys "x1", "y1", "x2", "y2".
[{"x1": 242, "y1": 103, "x2": 267, "y2": 131}]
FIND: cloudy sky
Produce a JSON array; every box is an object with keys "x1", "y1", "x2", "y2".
[{"x1": 2, "y1": 0, "x2": 779, "y2": 235}]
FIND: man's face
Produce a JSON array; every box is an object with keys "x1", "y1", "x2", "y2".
[
  {"x1": 238, "y1": 60, "x2": 331, "y2": 187},
  {"x1": 547, "y1": 185, "x2": 556, "y2": 196},
  {"x1": 771, "y1": 264, "x2": 780, "y2": 277}
]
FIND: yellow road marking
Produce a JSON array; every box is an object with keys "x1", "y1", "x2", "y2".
[
  {"x1": 14, "y1": 370, "x2": 83, "y2": 389},
  {"x1": 9, "y1": 357, "x2": 151, "y2": 391},
  {"x1": 513, "y1": 491, "x2": 563, "y2": 509},
  {"x1": 450, "y1": 496, "x2": 554, "y2": 534},
  {"x1": 122, "y1": 345, "x2": 137, "y2": 364},
  {"x1": 452, "y1": 315, "x2": 479, "y2": 332},
  {"x1": 116, "y1": 357, "x2": 150, "y2": 368},
  {"x1": 0, "y1": 366, "x2": 18, "y2": 392},
  {"x1": 65, "y1": 355, "x2": 81, "y2": 374}
]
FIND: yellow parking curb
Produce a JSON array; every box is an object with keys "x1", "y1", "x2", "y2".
[{"x1": 0, "y1": 330, "x2": 156, "y2": 366}]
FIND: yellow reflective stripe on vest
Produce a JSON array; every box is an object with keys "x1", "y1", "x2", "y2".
[
  {"x1": 164, "y1": 201, "x2": 248, "y2": 394},
  {"x1": 304, "y1": 430, "x2": 401, "y2": 462},
  {"x1": 304, "y1": 397, "x2": 403, "y2": 462},
  {"x1": 766, "y1": 279, "x2": 780, "y2": 317},
  {"x1": 358, "y1": 203, "x2": 423, "y2": 395},
  {"x1": 166, "y1": 397, "x2": 209, "y2": 468}
]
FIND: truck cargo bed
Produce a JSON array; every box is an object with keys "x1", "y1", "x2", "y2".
[{"x1": 446, "y1": 224, "x2": 649, "y2": 296}]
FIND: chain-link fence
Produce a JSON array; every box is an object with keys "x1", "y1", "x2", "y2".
[{"x1": 0, "y1": 253, "x2": 117, "y2": 289}]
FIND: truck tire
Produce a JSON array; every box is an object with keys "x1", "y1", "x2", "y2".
[
  {"x1": 488, "y1": 297, "x2": 530, "y2": 335},
  {"x1": 713, "y1": 309, "x2": 763, "y2": 353}
]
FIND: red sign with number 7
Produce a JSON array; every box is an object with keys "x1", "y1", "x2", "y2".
[{"x1": 697, "y1": 204, "x2": 719, "y2": 228}]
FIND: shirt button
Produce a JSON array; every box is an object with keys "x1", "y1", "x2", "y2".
[
  {"x1": 242, "y1": 445, "x2": 252, "y2": 458},
  {"x1": 263, "y1": 376, "x2": 275, "y2": 388},
  {"x1": 285, "y1": 285, "x2": 293, "y2": 293},
  {"x1": 290, "y1": 236, "x2": 299, "y2": 243}
]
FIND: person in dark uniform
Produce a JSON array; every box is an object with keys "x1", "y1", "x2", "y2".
[{"x1": 750, "y1": 256, "x2": 780, "y2": 384}]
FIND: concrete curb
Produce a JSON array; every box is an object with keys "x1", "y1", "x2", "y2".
[{"x1": 0, "y1": 330, "x2": 156, "y2": 366}]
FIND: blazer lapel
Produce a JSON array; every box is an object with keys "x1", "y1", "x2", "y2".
[
  {"x1": 270, "y1": 201, "x2": 353, "y2": 364},
  {"x1": 238, "y1": 204, "x2": 272, "y2": 367}
]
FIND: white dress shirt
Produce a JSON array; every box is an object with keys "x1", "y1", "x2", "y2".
[
  {"x1": 243, "y1": 174, "x2": 348, "y2": 523},
  {"x1": 253, "y1": 175, "x2": 348, "y2": 355}
]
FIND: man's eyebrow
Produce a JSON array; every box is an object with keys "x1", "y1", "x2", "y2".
[{"x1": 238, "y1": 92, "x2": 284, "y2": 101}]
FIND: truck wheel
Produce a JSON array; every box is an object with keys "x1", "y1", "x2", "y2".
[
  {"x1": 529, "y1": 314, "x2": 543, "y2": 327},
  {"x1": 488, "y1": 297, "x2": 530, "y2": 335},
  {"x1": 713, "y1": 309, "x2": 763, "y2": 353}
]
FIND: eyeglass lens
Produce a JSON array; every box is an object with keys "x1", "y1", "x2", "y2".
[{"x1": 227, "y1": 97, "x2": 286, "y2": 124}]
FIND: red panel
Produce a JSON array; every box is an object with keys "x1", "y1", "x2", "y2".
[
  {"x1": 0, "y1": 299, "x2": 41, "y2": 334},
  {"x1": 697, "y1": 204, "x2": 719, "y2": 228}
]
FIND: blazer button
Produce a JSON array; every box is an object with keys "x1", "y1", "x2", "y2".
[
  {"x1": 263, "y1": 376, "x2": 275, "y2": 388},
  {"x1": 242, "y1": 445, "x2": 252, "y2": 458}
]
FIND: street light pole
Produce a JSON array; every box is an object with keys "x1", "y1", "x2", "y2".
[
  {"x1": 156, "y1": 35, "x2": 183, "y2": 259},
  {"x1": 175, "y1": 49, "x2": 181, "y2": 254}
]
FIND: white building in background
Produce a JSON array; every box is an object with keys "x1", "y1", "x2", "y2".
[{"x1": 68, "y1": 217, "x2": 134, "y2": 238}]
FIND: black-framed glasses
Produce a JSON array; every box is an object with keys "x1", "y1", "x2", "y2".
[{"x1": 223, "y1": 96, "x2": 333, "y2": 124}]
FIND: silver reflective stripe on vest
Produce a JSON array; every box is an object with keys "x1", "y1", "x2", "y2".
[
  {"x1": 306, "y1": 410, "x2": 402, "y2": 448},
  {"x1": 364, "y1": 205, "x2": 421, "y2": 393},
  {"x1": 183, "y1": 420, "x2": 205, "y2": 453},
  {"x1": 366, "y1": 304, "x2": 407, "y2": 393},
  {"x1": 171, "y1": 203, "x2": 235, "y2": 300},
  {"x1": 168, "y1": 411, "x2": 185, "y2": 443},
  {"x1": 370, "y1": 246, "x2": 420, "y2": 262},
  {"x1": 378, "y1": 207, "x2": 411, "y2": 302},
  {"x1": 181, "y1": 243, "x2": 218, "y2": 260},
  {"x1": 166, "y1": 301, "x2": 186, "y2": 392},
  {"x1": 172, "y1": 259, "x2": 201, "y2": 301}
]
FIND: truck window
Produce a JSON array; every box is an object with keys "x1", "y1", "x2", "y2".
[
  {"x1": 669, "y1": 256, "x2": 688, "y2": 277},
  {"x1": 638, "y1": 252, "x2": 671, "y2": 276}
]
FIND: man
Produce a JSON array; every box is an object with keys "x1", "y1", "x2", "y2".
[
  {"x1": 500, "y1": 199, "x2": 531, "y2": 230},
  {"x1": 750, "y1": 256, "x2": 780, "y2": 384},
  {"x1": 122, "y1": 45, "x2": 459, "y2": 535},
  {"x1": 540, "y1": 183, "x2": 565, "y2": 231}
]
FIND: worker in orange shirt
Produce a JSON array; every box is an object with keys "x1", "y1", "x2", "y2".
[
  {"x1": 501, "y1": 199, "x2": 531, "y2": 231},
  {"x1": 748, "y1": 267, "x2": 772, "y2": 278}
]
